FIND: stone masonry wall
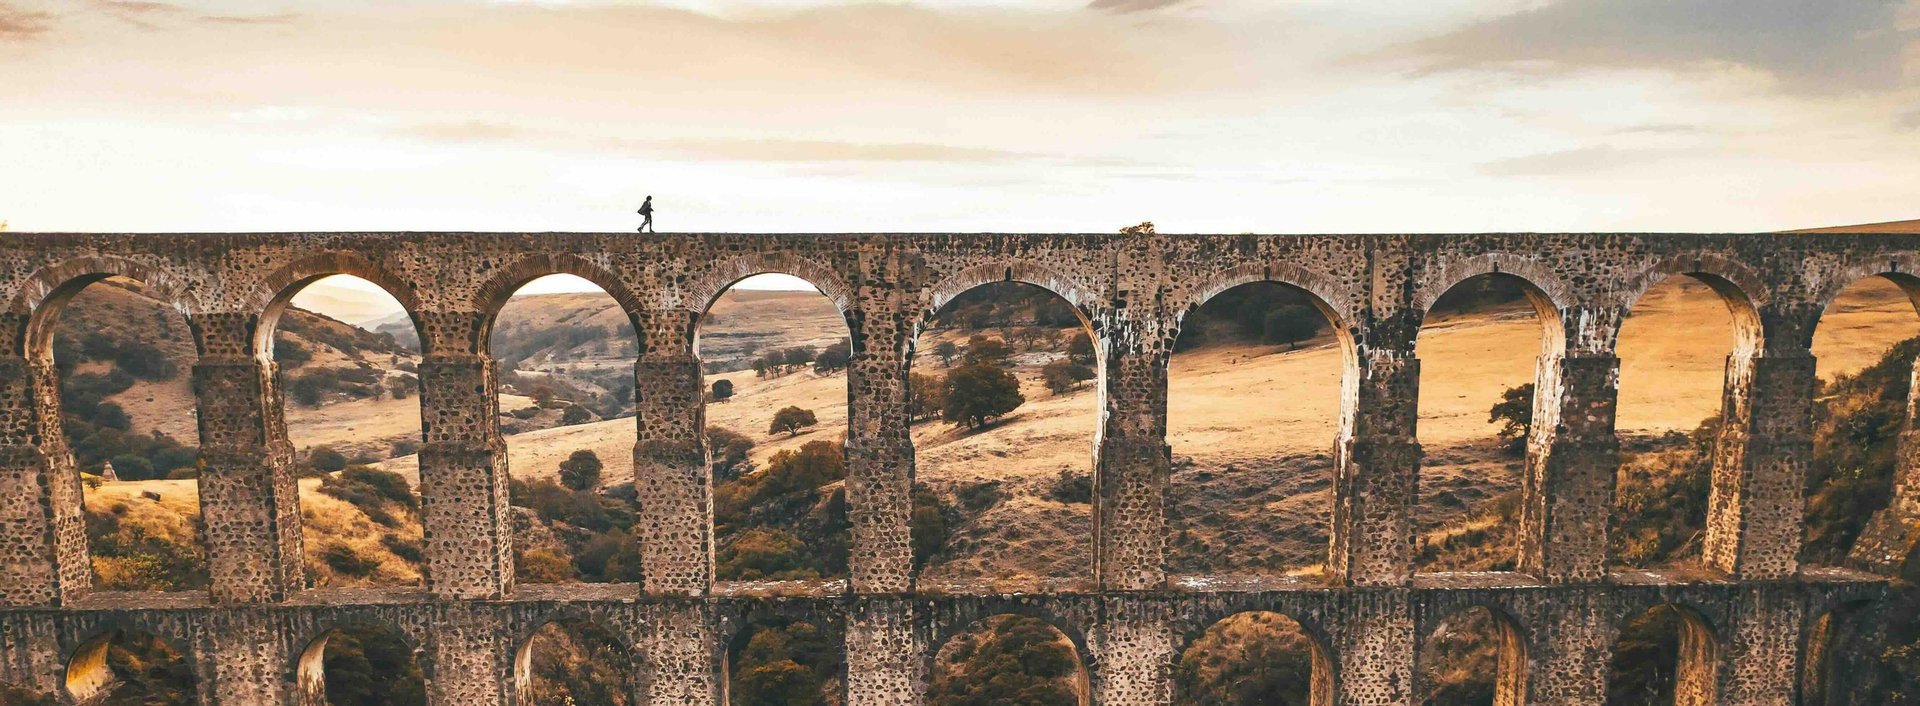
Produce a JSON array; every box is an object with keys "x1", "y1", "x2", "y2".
[{"x1": 0, "y1": 231, "x2": 1912, "y2": 704}]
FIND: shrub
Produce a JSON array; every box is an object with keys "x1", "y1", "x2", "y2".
[
  {"x1": 558, "y1": 450, "x2": 604, "y2": 492},
  {"x1": 517, "y1": 548, "x2": 577, "y2": 583},
  {"x1": 716, "y1": 527, "x2": 818, "y2": 580},
  {"x1": 93, "y1": 402, "x2": 131, "y2": 431},
  {"x1": 308, "y1": 446, "x2": 350, "y2": 473},
  {"x1": 274, "y1": 338, "x2": 312, "y2": 368},
  {"x1": 1047, "y1": 470, "x2": 1092, "y2": 504},
  {"x1": 711, "y1": 378, "x2": 735, "y2": 402},
  {"x1": 768, "y1": 406, "x2": 818, "y2": 436},
  {"x1": 318, "y1": 466, "x2": 418, "y2": 527},
  {"x1": 911, "y1": 484, "x2": 951, "y2": 570},
  {"x1": 389, "y1": 440, "x2": 418, "y2": 458},
  {"x1": 560, "y1": 404, "x2": 592, "y2": 426},
  {"x1": 929, "y1": 616, "x2": 1080, "y2": 706},
  {"x1": 942, "y1": 364, "x2": 1023, "y2": 429},
  {"x1": 320, "y1": 542, "x2": 380, "y2": 578},
  {"x1": 108, "y1": 454, "x2": 155, "y2": 481}
]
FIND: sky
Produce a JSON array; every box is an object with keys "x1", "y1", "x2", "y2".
[{"x1": 4, "y1": 0, "x2": 1919, "y2": 314}]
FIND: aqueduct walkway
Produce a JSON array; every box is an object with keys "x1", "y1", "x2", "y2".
[{"x1": 0, "y1": 232, "x2": 1911, "y2": 705}]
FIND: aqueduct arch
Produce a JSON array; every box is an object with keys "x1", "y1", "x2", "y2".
[{"x1": 0, "y1": 230, "x2": 1907, "y2": 704}]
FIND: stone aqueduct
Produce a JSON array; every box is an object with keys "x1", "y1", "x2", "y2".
[{"x1": 0, "y1": 231, "x2": 1915, "y2": 705}]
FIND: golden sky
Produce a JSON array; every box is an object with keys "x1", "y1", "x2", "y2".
[{"x1": 2, "y1": 0, "x2": 1918, "y2": 233}]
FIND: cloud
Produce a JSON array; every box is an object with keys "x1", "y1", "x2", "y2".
[
  {"x1": 1476, "y1": 145, "x2": 1676, "y2": 176},
  {"x1": 392, "y1": 120, "x2": 1042, "y2": 164},
  {"x1": 1396, "y1": 0, "x2": 1918, "y2": 94},
  {"x1": 1087, "y1": 0, "x2": 1192, "y2": 13},
  {"x1": 641, "y1": 137, "x2": 1036, "y2": 163},
  {"x1": 0, "y1": 3, "x2": 50, "y2": 40}
]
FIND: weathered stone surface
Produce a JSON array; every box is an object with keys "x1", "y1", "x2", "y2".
[{"x1": 0, "y1": 231, "x2": 1912, "y2": 704}]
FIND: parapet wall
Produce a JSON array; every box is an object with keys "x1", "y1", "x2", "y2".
[{"x1": 0, "y1": 231, "x2": 1912, "y2": 705}]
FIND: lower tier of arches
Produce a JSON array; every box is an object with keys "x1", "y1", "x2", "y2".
[{"x1": 0, "y1": 571, "x2": 1886, "y2": 706}]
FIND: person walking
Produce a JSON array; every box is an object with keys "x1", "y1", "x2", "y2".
[{"x1": 637, "y1": 196, "x2": 655, "y2": 233}]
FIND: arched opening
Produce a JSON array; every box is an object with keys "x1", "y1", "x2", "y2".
[
  {"x1": 1414, "y1": 273, "x2": 1561, "y2": 573},
  {"x1": 65, "y1": 628, "x2": 195, "y2": 705},
  {"x1": 34, "y1": 275, "x2": 207, "y2": 592},
  {"x1": 487, "y1": 274, "x2": 643, "y2": 585},
  {"x1": 930, "y1": 614, "x2": 1088, "y2": 706},
  {"x1": 294, "y1": 624, "x2": 426, "y2": 706},
  {"x1": 1803, "y1": 274, "x2": 1920, "y2": 568},
  {"x1": 1415, "y1": 606, "x2": 1526, "y2": 706},
  {"x1": 1612, "y1": 274, "x2": 1753, "y2": 572},
  {"x1": 1167, "y1": 281, "x2": 1350, "y2": 579},
  {"x1": 1175, "y1": 611, "x2": 1332, "y2": 706},
  {"x1": 726, "y1": 613, "x2": 846, "y2": 706},
  {"x1": 515, "y1": 618, "x2": 639, "y2": 706},
  {"x1": 1801, "y1": 601, "x2": 1883, "y2": 706},
  {"x1": 268, "y1": 274, "x2": 426, "y2": 589},
  {"x1": 909, "y1": 281, "x2": 1098, "y2": 591},
  {"x1": 1607, "y1": 604, "x2": 1719, "y2": 706},
  {"x1": 697, "y1": 274, "x2": 853, "y2": 585}
]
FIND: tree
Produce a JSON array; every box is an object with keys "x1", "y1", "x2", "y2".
[
  {"x1": 813, "y1": 341, "x2": 851, "y2": 374},
  {"x1": 558, "y1": 449, "x2": 604, "y2": 491},
  {"x1": 1263, "y1": 305, "x2": 1324, "y2": 349},
  {"x1": 942, "y1": 364, "x2": 1024, "y2": 429},
  {"x1": 1041, "y1": 359, "x2": 1095, "y2": 394},
  {"x1": 711, "y1": 378, "x2": 735, "y2": 402},
  {"x1": 560, "y1": 404, "x2": 592, "y2": 426},
  {"x1": 1066, "y1": 332, "x2": 1095, "y2": 364},
  {"x1": 782, "y1": 346, "x2": 815, "y2": 369},
  {"x1": 963, "y1": 335, "x2": 1013, "y2": 368},
  {"x1": 909, "y1": 373, "x2": 947, "y2": 422},
  {"x1": 1489, "y1": 383, "x2": 1534, "y2": 457},
  {"x1": 769, "y1": 406, "x2": 819, "y2": 436},
  {"x1": 934, "y1": 341, "x2": 959, "y2": 367},
  {"x1": 708, "y1": 426, "x2": 756, "y2": 478}
]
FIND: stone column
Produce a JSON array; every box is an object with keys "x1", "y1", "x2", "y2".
[
  {"x1": 1335, "y1": 590, "x2": 1415, "y2": 706},
  {"x1": 1850, "y1": 361, "x2": 1920, "y2": 572},
  {"x1": 1094, "y1": 315, "x2": 1170, "y2": 591},
  {"x1": 189, "y1": 312, "x2": 305, "y2": 603},
  {"x1": 1523, "y1": 591, "x2": 1609, "y2": 706},
  {"x1": 1714, "y1": 586, "x2": 1804, "y2": 706},
  {"x1": 632, "y1": 308, "x2": 711, "y2": 595},
  {"x1": 845, "y1": 334, "x2": 915, "y2": 594},
  {"x1": 1704, "y1": 349, "x2": 1816, "y2": 580},
  {"x1": 1518, "y1": 344, "x2": 1622, "y2": 584},
  {"x1": 1329, "y1": 346, "x2": 1420, "y2": 587},
  {"x1": 427, "y1": 603, "x2": 513, "y2": 706},
  {"x1": 202, "y1": 608, "x2": 294, "y2": 706},
  {"x1": 416, "y1": 311, "x2": 513, "y2": 599},
  {"x1": 845, "y1": 597, "x2": 924, "y2": 706},
  {"x1": 1091, "y1": 596, "x2": 1174, "y2": 706},
  {"x1": 0, "y1": 313, "x2": 88, "y2": 606},
  {"x1": 644, "y1": 602, "x2": 723, "y2": 706}
]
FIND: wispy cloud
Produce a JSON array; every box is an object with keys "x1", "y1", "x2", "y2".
[
  {"x1": 1477, "y1": 145, "x2": 1678, "y2": 177},
  {"x1": 393, "y1": 119, "x2": 1041, "y2": 163},
  {"x1": 1087, "y1": 0, "x2": 1192, "y2": 14},
  {"x1": 1394, "y1": 0, "x2": 1919, "y2": 95},
  {"x1": 0, "y1": 2, "x2": 50, "y2": 40}
]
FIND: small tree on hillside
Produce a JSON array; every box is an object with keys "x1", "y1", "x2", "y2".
[
  {"x1": 1066, "y1": 332, "x2": 1095, "y2": 364},
  {"x1": 561, "y1": 404, "x2": 592, "y2": 426},
  {"x1": 1041, "y1": 359, "x2": 1095, "y2": 395},
  {"x1": 711, "y1": 379, "x2": 735, "y2": 403},
  {"x1": 1489, "y1": 383, "x2": 1534, "y2": 457},
  {"x1": 934, "y1": 341, "x2": 959, "y2": 367},
  {"x1": 782, "y1": 347, "x2": 816, "y2": 370},
  {"x1": 769, "y1": 406, "x2": 819, "y2": 436},
  {"x1": 559, "y1": 449, "x2": 604, "y2": 491},
  {"x1": 1263, "y1": 305, "x2": 1324, "y2": 349},
  {"x1": 943, "y1": 364, "x2": 1024, "y2": 429},
  {"x1": 909, "y1": 373, "x2": 947, "y2": 422},
  {"x1": 813, "y1": 341, "x2": 852, "y2": 374},
  {"x1": 708, "y1": 426, "x2": 756, "y2": 479},
  {"x1": 963, "y1": 335, "x2": 1013, "y2": 368}
]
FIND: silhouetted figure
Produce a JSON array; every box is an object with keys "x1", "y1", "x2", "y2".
[{"x1": 637, "y1": 196, "x2": 655, "y2": 233}]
